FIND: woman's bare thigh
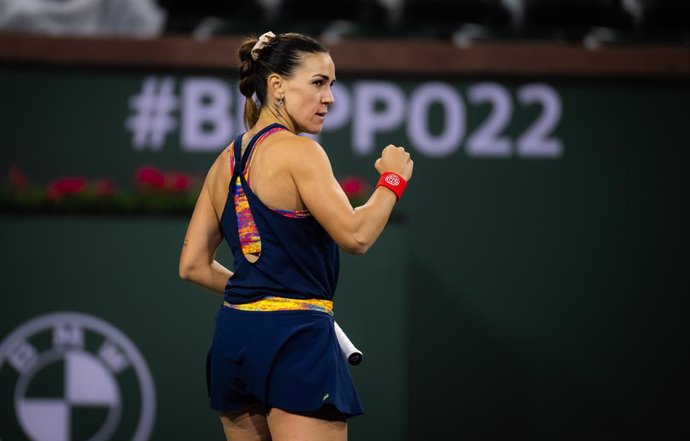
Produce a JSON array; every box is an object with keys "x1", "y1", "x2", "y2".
[
  {"x1": 267, "y1": 407, "x2": 347, "y2": 441},
  {"x1": 219, "y1": 405, "x2": 270, "y2": 441}
]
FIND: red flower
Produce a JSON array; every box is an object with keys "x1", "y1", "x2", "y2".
[
  {"x1": 136, "y1": 166, "x2": 165, "y2": 189},
  {"x1": 48, "y1": 177, "x2": 87, "y2": 200},
  {"x1": 167, "y1": 173, "x2": 191, "y2": 193},
  {"x1": 93, "y1": 179, "x2": 117, "y2": 197},
  {"x1": 9, "y1": 165, "x2": 28, "y2": 190},
  {"x1": 339, "y1": 176, "x2": 368, "y2": 198}
]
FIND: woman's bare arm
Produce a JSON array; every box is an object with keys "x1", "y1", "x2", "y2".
[
  {"x1": 288, "y1": 137, "x2": 413, "y2": 255},
  {"x1": 179, "y1": 159, "x2": 233, "y2": 294}
]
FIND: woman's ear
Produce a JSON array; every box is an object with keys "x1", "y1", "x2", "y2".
[{"x1": 267, "y1": 73, "x2": 284, "y2": 101}]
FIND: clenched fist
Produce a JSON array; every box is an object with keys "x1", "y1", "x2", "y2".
[{"x1": 374, "y1": 145, "x2": 414, "y2": 181}]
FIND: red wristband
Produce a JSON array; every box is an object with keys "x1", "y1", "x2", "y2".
[{"x1": 376, "y1": 172, "x2": 407, "y2": 201}]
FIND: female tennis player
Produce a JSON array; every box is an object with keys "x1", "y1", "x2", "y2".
[{"x1": 179, "y1": 31, "x2": 413, "y2": 441}]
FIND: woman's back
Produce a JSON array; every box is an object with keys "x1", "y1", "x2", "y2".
[
  {"x1": 215, "y1": 124, "x2": 340, "y2": 304},
  {"x1": 208, "y1": 127, "x2": 308, "y2": 221}
]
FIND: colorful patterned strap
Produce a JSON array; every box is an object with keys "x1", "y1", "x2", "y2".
[
  {"x1": 234, "y1": 175, "x2": 262, "y2": 255},
  {"x1": 272, "y1": 208, "x2": 311, "y2": 218},
  {"x1": 233, "y1": 127, "x2": 284, "y2": 257},
  {"x1": 223, "y1": 296, "x2": 334, "y2": 316}
]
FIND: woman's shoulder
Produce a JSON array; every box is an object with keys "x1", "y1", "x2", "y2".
[
  {"x1": 274, "y1": 135, "x2": 333, "y2": 177},
  {"x1": 204, "y1": 143, "x2": 233, "y2": 183},
  {"x1": 216, "y1": 143, "x2": 233, "y2": 168},
  {"x1": 261, "y1": 130, "x2": 325, "y2": 158},
  {"x1": 281, "y1": 131, "x2": 327, "y2": 153}
]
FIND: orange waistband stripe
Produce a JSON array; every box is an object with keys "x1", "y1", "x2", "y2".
[{"x1": 223, "y1": 296, "x2": 334, "y2": 316}]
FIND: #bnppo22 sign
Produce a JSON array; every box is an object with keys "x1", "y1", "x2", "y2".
[{"x1": 125, "y1": 77, "x2": 564, "y2": 159}]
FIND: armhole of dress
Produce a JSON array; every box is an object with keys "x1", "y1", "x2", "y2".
[{"x1": 232, "y1": 139, "x2": 262, "y2": 263}]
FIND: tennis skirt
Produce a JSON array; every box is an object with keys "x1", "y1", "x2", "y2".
[{"x1": 206, "y1": 305, "x2": 364, "y2": 417}]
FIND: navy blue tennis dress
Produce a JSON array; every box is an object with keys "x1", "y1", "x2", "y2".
[{"x1": 206, "y1": 123, "x2": 363, "y2": 417}]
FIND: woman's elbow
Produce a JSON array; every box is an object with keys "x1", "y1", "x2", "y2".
[
  {"x1": 178, "y1": 258, "x2": 197, "y2": 281},
  {"x1": 340, "y1": 236, "x2": 371, "y2": 255},
  {"x1": 179, "y1": 266, "x2": 191, "y2": 281}
]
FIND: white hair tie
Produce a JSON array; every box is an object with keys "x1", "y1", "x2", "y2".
[{"x1": 251, "y1": 31, "x2": 276, "y2": 61}]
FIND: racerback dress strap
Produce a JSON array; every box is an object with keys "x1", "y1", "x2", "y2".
[
  {"x1": 232, "y1": 123, "x2": 285, "y2": 179},
  {"x1": 229, "y1": 123, "x2": 286, "y2": 258}
]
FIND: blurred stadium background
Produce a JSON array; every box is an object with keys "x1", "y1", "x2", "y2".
[{"x1": 1, "y1": 1, "x2": 689, "y2": 440}]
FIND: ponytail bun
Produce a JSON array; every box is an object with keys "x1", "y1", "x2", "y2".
[{"x1": 238, "y1": 37, "x2": 260, "y2": 129}]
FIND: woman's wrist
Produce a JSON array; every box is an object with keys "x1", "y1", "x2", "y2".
[{"x1": 376, "y1": 172, "x2": 407, "y2": 201}]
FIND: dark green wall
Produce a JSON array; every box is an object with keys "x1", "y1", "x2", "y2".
[
  {"x1": 401, "y1": 79, "x2": 689, "y2": 440},
  {"x1": 1, "y1": 65, "x2": 689, "y2": 440}
]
